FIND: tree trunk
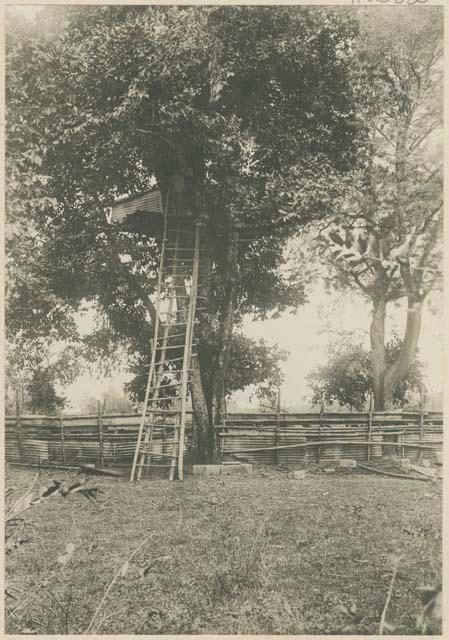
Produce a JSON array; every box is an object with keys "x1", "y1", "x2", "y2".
[
  {"x1": 189, "y1": 358, "x2": 217, "y2": 463},
  {"x1": 370, "y1": 296, "x2": 387, "y2": 410},
  {"x1": 212, "y1": 231, "x2": 239, "y2": 427},
  {"x1": 370, "y1": 291, "x2": 423, "y2": 410},
  {"x1": 188, "y1": 231, "x2": 239, "y2": 463},
  {"x1": 187, "y1": 243, "x2": 216, "y2": 463},
  {"x1": 384, "y1": 297, "x2": 423, "y2": 408}
]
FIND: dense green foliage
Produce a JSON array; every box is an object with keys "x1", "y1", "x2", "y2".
[
  {"x1": 307, "y1": 332, "x2": 424, "y2": 411},
  {"x1": 6, "y1": 339, "x2": 83, "y2": 415}
]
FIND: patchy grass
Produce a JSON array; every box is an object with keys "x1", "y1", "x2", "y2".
[{"x1": 5, "y1": 463, "x2": 442, "y2": 635}]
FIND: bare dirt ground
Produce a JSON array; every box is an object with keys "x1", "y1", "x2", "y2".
[{"x1": 5, "y1": 463, "x2": 442, "y2": 635}]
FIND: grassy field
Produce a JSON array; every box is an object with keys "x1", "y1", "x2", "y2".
[{"x1": 5, "y1": 463, "x2": 442, "y2": 635}]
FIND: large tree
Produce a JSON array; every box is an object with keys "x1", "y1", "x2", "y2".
[
  {"x1": 275, "y1": 7, "x2": 443, "y2": 410},
  {"x1": 6, "y1": 6, "x2": 358, "y2": 459}
]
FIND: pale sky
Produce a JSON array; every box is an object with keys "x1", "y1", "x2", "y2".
[
  {"x1": 235, "y1": 285, "x2": 443, "y2": 409},
  {"x1": 64, "y1": 285, "x2": 443, "y2": 411}
]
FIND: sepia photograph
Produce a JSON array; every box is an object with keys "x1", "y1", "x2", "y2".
[{"x1": 4, "y1": 2, "x2": 444, "y2": 635}]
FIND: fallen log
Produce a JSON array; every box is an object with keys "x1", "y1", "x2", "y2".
[
  {"x1": 80, "y1": 464, "x2": 124, "y2": 477},
  {"x1": 356, "y1": 463, "x2": 430, "y2": 482},
  {"x1": 9, "y1": 462, "x2": 81, "y2": 471}
]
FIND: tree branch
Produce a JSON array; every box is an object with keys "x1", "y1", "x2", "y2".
[
  {"x1": 415, "y1": 202, "x2": 442, "y2": 239},
  {"x1": 135, "y1": 127, "x2": 180, "y2": 153},
  {"x1": 421, "y1": 272, "x2": 443, "y2": 298},
  {"x1": 352, "y1": 271, "x2": 370, "y2": 295},
  {"x1": 413, "y1": 235, "x2": 440, "y2": 291},
  {"x1": 107, "y1": 240, "x2": 159, "y2": 325},
  {"x1": 409, "y1": 125, "x2": 438, "y2": 153},
  {"x1": 372, "y1": 122, "x2": 396, "y2": 149},
  {"x1": 399, "y1": 263, "x2": 415, "y2": 298}
]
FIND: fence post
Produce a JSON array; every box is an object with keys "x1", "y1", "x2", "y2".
[
  {"x1": 98, "y1": 401, "x2": 104, "y2": 467},
  {"x1": 418, "y1": 387, "x2": 425, "y2": 463},
  {"x1": 15, "y1": 389, "x2": 25, "y2": 462},
  {"x1": 367, "y1": 392, "x2": 373, "y2": 462},
  {"x1": 274, "y1": 388, "x2": 281, "y2": 466},
  {"x1": 220, "y1": 417, "x2": 226, "y2": 457},
  {"x1": 59, "y1": 410, "x2": 66, "y2": 464},
  {"x1": 318, "y1": 398, "x2": 324, "y2": 464}
]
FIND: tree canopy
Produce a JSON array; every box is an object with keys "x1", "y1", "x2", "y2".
[{"x1": 6, "y1": 6, "x2": 359, "y2": 442}]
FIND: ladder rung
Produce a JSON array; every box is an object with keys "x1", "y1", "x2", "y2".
[
  {"x1": 165, "y1": 243, "x2": 196, "y2": 247},
  {"x1": 146, "y1": 397, "x2": 182, "y2": 404},
  {"x1": 161, "y1": 273, "x2": 193, "y2": 277},
  {"x1": 154, "y1": 332, "x2": 186, "y2": 341},
  {"x1": 155, "y1": 344, "x2": 185, "y2": 351},
  {"x1": 144, "y1": 356, "x2": 185, "y2": 367},
  {"x1": 163, "y1": 264, "x2": 195, "y2": 268},
  {"x1": 158, "y1": 309, "x2": 186, "y2": 315},
  {"x1": 138, "y1": 463, "x2": 172, "y2": 468},
  {"x1": 161, "y1": 267, "x2": 193, "y2": 271},
  {"x1": 157, "y1": 340, "x2": 197, "y2": 348},
  {"x1": 144, "y1": 424, "x2": 179, "y2": 428},
  {"x1": 151, "y1": 382, "x2": 180, "y2": 390},
  {"x1": 165, "y1": 280, "x2": 192, "y2": 285},
  {"x1": 147, "y1": 395, "x2": 180, "y2": 402},
  {"x1": 154, "y1": 348, "x2": 197, "y2": 356},
  {"x1": 145, "y1": 402, "x2": 182, "y2": 407},
  {"x1": 165, "y1": 242, "x2": 199, "y2": 247},
  {"x1": 166, "y1": 225, "x2": 197, "y2": 231},
  {"x1": 164, "y1": 322, "x2": 189, "y2": 327},
  {"x1": 140, "y1": 444, "x2": 178, "y2": 450},
  {"x1": 146, "y1": 375, "x2": 193, "y2": 390},
  {"x1": 165, "y1": 250, "x2": 197, "y2": 255},
  {"x1": 145, "y1": 408, "x2": 193, "y2": 413},
  {"x1": 139, "y1": 450, "x2": 177, "y2": 458},
  {"x1": 162, "y1": 355, "x2": 186, "y2": 363},
  {"x1": 144, "y1": 425, "x2": 181, "y2": 430}
]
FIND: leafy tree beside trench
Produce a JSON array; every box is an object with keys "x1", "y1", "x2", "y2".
[{"x1": 6, "y1": 6, "x2": 358, "y2": 460}]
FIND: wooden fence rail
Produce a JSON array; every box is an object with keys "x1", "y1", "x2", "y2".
[{"x1": 4, "y1": 411, "x2": 443, "y2": 469}]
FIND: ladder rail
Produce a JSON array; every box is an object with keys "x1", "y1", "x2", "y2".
[
  {"x1": 178, "y1": 222, "x2": 201, "y2": 480},
  {"x1": 130, "y1": 190, "x2": 170, "y2": 482},
  {"x1": 137, "y1": 236, "x2": 180, "y2": 479},
  {"x1": 137, "y1": 274, "x2": 174, "y2": 480}
]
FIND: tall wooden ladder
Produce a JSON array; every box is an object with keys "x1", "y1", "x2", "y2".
[{"x1": 130, "y1": 217, "x2": 204, "y2": 481}]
